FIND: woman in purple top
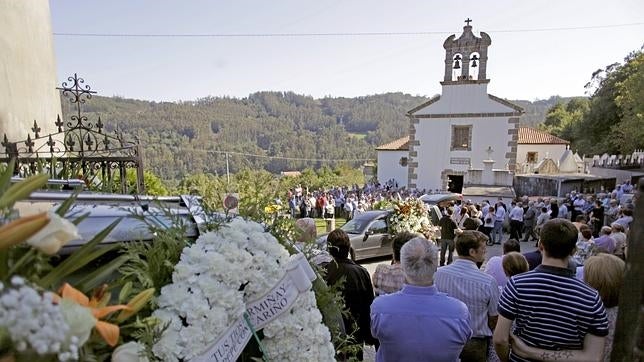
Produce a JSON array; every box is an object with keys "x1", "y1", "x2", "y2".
[{"x1": 484, "y1": 239, "x2": 521, "y2": 290}]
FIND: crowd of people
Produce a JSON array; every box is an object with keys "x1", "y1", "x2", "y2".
[
  {"x1": 282, "y1": 179, "x2": 424, "y2": 220},
  {"x1": 435, "y1": 185, "x2": 633, "y2": 269},
  {"x1": 292, "y1": 179, "x2": 636, "y2": 361}
]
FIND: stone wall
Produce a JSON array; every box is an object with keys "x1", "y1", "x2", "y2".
[
  {"x1": 0, "y1": 0, "x2": 61, "y2": 143},
  {"x1": 514, "y1": 176, "x2": 559, "y2": 197}
]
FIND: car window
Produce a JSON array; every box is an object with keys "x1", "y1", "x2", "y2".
[
  {"x1": 368, "y1": 219, "x2": 387, "y2": 234},
  {"x1": 341, "y1": 218, "x2": 370, "y2": 234}
]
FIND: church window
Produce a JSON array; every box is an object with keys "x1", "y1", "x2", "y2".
[
  {"x1": 451, "y1": 125, "x2": 472, "y2": 151},
  {"x1": 527, "y1": 152, "x2": 538, "y2": 163}
]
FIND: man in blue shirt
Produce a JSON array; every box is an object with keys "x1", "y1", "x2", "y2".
[{"x1": 370, "y1": 237, "x2": 472, "y2": 361}]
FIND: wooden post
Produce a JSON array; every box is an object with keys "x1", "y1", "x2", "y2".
[{"x1": 611, "y1": 179, "x2": 643, "y2": 361}]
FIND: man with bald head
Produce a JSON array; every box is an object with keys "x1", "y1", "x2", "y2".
[{"x1": 370, "y1": 237, "x2": 471, "y2": 361}]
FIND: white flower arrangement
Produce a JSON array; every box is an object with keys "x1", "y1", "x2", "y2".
[
  {"x1": 112, "y1": 341, "x2": 149, "y2": 362},
  {"x1": 262, "y1": 290, "x2": 335, "y2": 361},
  {"x1": 389, "y1": 198, "x2": 438, "y2": 239},
  {"x1": 0, "y1": 276, "x2": 87, "y2": 361},
  {"x1": 152, "y1": 218, "x2": 334, "y2": 361}
]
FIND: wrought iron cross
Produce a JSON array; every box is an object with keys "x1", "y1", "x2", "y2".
[
  {"x1": 465, "y1": 18, "x2": 472, "y2": 26},
  {"x1": 56, "y1": 73, "x2": 97, "y2": 125}
]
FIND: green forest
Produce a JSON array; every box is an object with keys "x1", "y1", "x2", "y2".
[
  {"x1": 60, "y1": 48, "x2": 642, "y2": 185},
  {"x1": 61, "y1": 92, "x2": 566, "y2": 182}
]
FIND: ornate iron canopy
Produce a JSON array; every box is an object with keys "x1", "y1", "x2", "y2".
[{"x1": 0, "y1": 74, "x2": 145, "y2": 194}]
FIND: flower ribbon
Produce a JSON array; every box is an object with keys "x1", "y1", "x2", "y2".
[{"x1": 193, "y1": 253, "x2": 316, "y2": 362}]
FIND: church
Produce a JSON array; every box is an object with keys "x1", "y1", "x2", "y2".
[{"x1": 377, "y1": 20, "x2": 523, "y2": 193}]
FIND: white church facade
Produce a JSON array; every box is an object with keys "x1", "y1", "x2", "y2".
[
  {"x1": 407, "y1": 20, "x2": 522, "y2": 192},
  {"x1": 377, "y1": 127, "x2": 571, "y2": 191},
  {"x1": 377, "y1": 20, "x2": 528, "y2": 193}
]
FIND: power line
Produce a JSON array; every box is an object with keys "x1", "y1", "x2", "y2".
[
  {"x1": 176, "y1": 147, "x2": 374, "y2": 163},
  {"x1": 53, "y1": 22, "x2": 644, "y2": 38}
]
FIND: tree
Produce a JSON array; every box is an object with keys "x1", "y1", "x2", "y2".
[
  {"x1": 613, "y1": 50, "x2": 644, "y2": 154},
  {"x1": 540, "y1": 99, "x2": 588, "y2": 145},
  {"x1": 575, "y1": 48, "x2": 644, "y2": 155}
]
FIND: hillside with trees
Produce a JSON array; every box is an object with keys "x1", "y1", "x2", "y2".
[{"x1": 61, "y1": 91, "x2": 576, "y2": 183}]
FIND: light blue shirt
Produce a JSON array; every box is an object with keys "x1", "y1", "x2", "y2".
[
  {"x1": 434, "y1": 259, "x2": 500, "y2": 337},
  {"x1": 371, "y1": 284, "x2": 472, "y2": 362}
]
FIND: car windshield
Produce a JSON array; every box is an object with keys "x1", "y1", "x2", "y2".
[{"x1": 340, "y1": 217, "x2": 371, "y2": 234}]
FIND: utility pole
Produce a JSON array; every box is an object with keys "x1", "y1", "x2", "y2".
[{"x1": 226, "y1": 152, "x2": 230, "y2": 185}]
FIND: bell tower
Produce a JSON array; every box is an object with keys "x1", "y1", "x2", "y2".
[{"x1": 442, "y1": 18, "x2": 491, "y2": 84}]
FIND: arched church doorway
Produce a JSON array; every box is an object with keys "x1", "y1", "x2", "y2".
[{"x1": 447, "y1": 174, "x2": 464, "y2": 193}]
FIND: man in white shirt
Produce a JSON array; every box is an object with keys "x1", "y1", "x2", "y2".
[
  {"x1": 572, "y1": 195, "x2": 586, "y2": 221},
  {"x1": 344, "y1": 195, "x2": 354, "y2": 220},
  {"x1": 509, "y1": 202, "x2": 524, "y2": 241},
  {"x1": 491, "y1": 204, "x2": 506, "y2": 245}
]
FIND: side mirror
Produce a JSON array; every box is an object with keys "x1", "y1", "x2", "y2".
[{"x1": 363, "y1": 231, "x2": 372, "y2": 241}]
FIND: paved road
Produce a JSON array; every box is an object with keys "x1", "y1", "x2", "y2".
[{"x1": 358, "y1": 237, "x2": 538, "y2": 362}]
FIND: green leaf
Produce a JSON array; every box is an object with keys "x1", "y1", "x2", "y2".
[
  {"x1": 0, "y1": 173, "x2": 49, "y2": 209},
  {"x1": 0, "y1": 158, "x2": 16, "y2": 195},
  {"x1": 0, "y1": 250, "x2": 8, "y2": 281},
  {"x1": 38, "y1": 218, "x2": 122, "y2": 288},
  {"x1": 55, "y1": 188, "x2": 83, "y2": 217},
  {"x1": 72, "y1": 212, "x2": 91, "y2": 226},
  {"x1": 119, "y1": 281, "x2": 133, "y2": 304},
  {"x1": 75, "y1": 254, "x2": 129, "y2": 292}
]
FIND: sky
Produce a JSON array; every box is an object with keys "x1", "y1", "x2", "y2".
[{"x1": 50, "y1": 0, "x2": 644, "y2": 102}]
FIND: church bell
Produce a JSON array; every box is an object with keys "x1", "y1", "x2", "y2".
[
  {"x1": 453, "y1": 54, "x2": 462, "y2": 69},
  {"x1": 470, "y1": 54, "x2": 479, "y2": 68}
]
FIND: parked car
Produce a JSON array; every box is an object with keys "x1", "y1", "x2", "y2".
[
  {"x1": 317, "y1": 210, "x2": 393, "y2": 261},
  {"x1": 15, "y1": 190, "x2": 205, "y2": 254}
]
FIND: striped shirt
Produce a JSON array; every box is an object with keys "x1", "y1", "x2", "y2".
[
  {"x1": 434, "y1": 259, "x2": 500, "y2": 337},
  {"x1": 499, "y1": 264, "x2": 608, "y2": 362}
]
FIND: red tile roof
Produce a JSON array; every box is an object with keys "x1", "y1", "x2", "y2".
[
  {"x1": 375, "y1": 128, "x2": 567, "y2": 150},
  {"x1": 518, "y1": 127, "x2": 569, "y2": 145},
  {"x1": 376, "y1": 136, "x2": 410, "y2": 151}
]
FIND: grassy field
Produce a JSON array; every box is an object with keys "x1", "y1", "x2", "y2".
[{"x1": 314, "y1": 217, "x2": 347, "y2": 235}]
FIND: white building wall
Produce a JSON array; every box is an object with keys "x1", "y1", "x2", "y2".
[
  {"x1": 0, "y1": 0, "x2": 61, "y2": 142},
  {"x1": 414, "y1": 116, "x2": 512, "y2": 191},
  {"x1": 377, "y1": 150, "x2": 408, "y2": 187},
  {"x1": 415, "y1": 84, "x2": 516, "y2": 115},
  {"x1": 516, "y1": 144, "x2": 567, "y2": 165}
]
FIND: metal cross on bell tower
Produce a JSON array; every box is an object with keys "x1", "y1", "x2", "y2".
[{"x1": 465, "y1": 18, "x2": 472, "y2": 26}]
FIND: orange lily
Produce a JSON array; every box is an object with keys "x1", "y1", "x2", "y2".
[{"x1": 55, "y1": 283, "x2": 131, "y2": 347}]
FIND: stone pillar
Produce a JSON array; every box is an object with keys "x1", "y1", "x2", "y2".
[
  {"x1": 482, "y1": 159, "x2": 495, "y2": 185},
  {"x1": 478, "y1": 48, "x2": 489, "y2": 80},
  {"x1": 461, "y1": 52, "x2": 470, "y2": 79},
  {"x1": 0, "y1": 0, "x2": 61, "y2": 143},
  {"x1": 444, "y1": 51, "x2": 453, "y2": 82}
]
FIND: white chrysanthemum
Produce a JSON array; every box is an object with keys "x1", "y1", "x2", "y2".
[
  {"x1": 152, "y1": 218, "x2": 334, "y2": 361},
  {"x1": 262, "y1": 290, "x2": 334, "y2": 362}
]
